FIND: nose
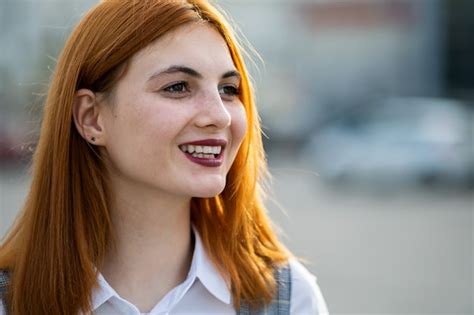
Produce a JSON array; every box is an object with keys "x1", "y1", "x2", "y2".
[{"x1": 194, "y1": 90, "x2": 232, "y2": 130}]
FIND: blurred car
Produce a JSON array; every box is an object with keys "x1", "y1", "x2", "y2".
[{"x1": 300, "y1": 97, "x2": 474, "y2": 188}]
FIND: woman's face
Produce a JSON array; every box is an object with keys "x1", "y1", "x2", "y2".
[{"x1": 100, "y1": 23, "x2": 247, "y2": 199}]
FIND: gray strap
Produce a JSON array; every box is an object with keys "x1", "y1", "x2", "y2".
[
  {"x1": 0, "y1": 271, "x2": 9, "y2": 298},
  {"x1": 0, "y1": 271, "x2": 11, "y2": 314},
  {"x1": 276, "y1": 264, "x2": 291, "y2": 314},
  {"x1": 238, "y1": 263, "x2": 292, "y2": 315}
]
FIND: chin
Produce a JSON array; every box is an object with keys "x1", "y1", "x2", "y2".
[{"x1": 190, "y1": 179, "x2": 226, "y2": 198}]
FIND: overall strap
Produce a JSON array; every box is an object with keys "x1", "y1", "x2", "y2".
[
  {"x1": 0, "y1": 270, "x2": 10, "y2": 299},
  {"x1": 238, "y1": 263, "x2": 292, "y2": 315}
]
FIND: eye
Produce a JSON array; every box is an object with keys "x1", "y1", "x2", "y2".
[
  {"x1": 219, "y1": 85, "x2": 240, "y2": 97},
  {"x1": 162, "y1": 81, "x2": 189, "y2": 94}
]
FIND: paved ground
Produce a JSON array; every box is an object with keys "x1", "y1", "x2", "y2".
[{"x1": 1, "y1": 161, "x2": 473, "y2": 314}]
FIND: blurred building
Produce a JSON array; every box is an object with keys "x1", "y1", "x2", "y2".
[{"x1": 220, "y1": 0, "x2": 453, "y2": 141}]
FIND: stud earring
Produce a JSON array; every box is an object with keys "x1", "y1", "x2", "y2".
[{"x1": 91, "y1": 136, "x2": 96, "y2": 142}]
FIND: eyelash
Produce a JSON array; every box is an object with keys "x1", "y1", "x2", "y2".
[
  {"x1": 219, "y1": 85, "x2": 240, "y2": 96},
  {"x1": 162, "y1": 81, "x2": 240, "y2": 98},
  {"x1": 163, "y1": 81, "x2": 189, "y2": 94}
]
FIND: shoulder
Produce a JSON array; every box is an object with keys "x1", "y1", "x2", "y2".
[{"x1": 288, "y1": 258, "x2": 329, "y2": 315}]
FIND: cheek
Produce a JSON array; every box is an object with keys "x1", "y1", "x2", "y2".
[
  {"x1": 105, "y1": 104, "x2": 177, "y2": 162},
  {"x1": 232, "y1": 106, "x2": 248, "y2": 144},
  {"x1": 117, "y1": 99, "x2": 180, "y2": 140},
  {"x1": 225, "y1": 106, "x2": 247, "y2": 172}
]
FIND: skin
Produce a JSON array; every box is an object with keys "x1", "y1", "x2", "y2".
[{"x1": 73, "y1": 22, "x2": 247, "y2": 312}]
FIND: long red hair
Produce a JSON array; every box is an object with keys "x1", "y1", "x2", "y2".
[{"x1": 0, "y1": 1, "x2": 289, "y2": 313}]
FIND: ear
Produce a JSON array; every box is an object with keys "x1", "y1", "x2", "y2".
[{"x1": 72, "y1": 89, "x2": 106, "y2": 146}]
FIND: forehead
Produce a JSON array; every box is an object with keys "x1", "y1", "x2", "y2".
[{"x1": 128, "y1": 23, "x2": 236, "y2": 76}]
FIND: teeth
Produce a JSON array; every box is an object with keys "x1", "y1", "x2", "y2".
[
  {"x1": 180, "y1": 144, "x2": 222, "y2": 155},
  {"x1": 192, "y1": 153, "x2": 214, "y2": 159}
]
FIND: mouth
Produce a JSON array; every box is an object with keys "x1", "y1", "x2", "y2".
[{"x1": 178, "y1": 139, "x2": 227, "y2": 167}]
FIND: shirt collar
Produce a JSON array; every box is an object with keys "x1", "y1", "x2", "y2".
[
  {"x1": 192, "y1": 225, "x2": 231, "y2": 305},
  {"x1": 91, "y1": 225, "x2": 231, "y2": 311},
  {"x1": 91, "y1": 272, "x2": 118, "y2": 311}
]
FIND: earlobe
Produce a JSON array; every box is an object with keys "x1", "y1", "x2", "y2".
[{"x1": 73, "y1": 89, "x2": 106, "y2": 145}]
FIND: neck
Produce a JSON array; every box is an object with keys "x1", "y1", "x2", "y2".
[{"x1": 99, "y1": 175, "x2": 194, "y2": 312}]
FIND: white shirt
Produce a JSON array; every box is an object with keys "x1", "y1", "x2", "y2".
[{"x1": 0, "y1": 229, "x2": 328, "y2": 315}]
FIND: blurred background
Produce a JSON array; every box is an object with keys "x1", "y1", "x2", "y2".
[{"x1": 0, "y1": 0, "x2": 473, "y2": 313}]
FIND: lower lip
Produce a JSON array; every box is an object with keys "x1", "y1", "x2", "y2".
[{"x1": 183, "y1": 152, "x2": 224, "y2": 167}]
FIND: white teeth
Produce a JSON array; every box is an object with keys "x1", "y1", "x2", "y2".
[
  {"x1": 191, "y1": 153, "x2": 214, "y2": 159},
  {"x1": 180, "y1": 144, "x2": 222, "y2": 155},
  {"x1": 192, "y1": 153, "x2": 205, "y2": 158}
]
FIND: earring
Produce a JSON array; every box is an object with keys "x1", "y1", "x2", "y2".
[{"x1": 91, "y1": 136, "x2": 96, "y2": 142}]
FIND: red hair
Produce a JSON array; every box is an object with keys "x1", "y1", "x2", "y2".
[{"x1": 0, "y1": 1, "x2": 289, "y2": 313}]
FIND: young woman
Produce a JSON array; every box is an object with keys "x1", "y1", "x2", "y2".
[{"x1": 0, "y1": 0, "x2": 328, "y2": 314}]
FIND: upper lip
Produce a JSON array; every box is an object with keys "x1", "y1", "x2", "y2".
[{"x1": 179, "y1": 138, "x2": 227, "y2": 148}]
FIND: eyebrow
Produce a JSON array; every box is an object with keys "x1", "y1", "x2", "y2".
[{"x1": 147, "y1": 65, "x2": 241, "y2": 82}]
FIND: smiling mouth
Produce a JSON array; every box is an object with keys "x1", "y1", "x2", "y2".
[
  {"x1": 179, "y1": 144, "x2": 223, "y2": 159},
  {"x1": 178, "y1": 140, "x2": 227, "y2": 167}
]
